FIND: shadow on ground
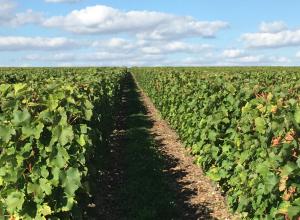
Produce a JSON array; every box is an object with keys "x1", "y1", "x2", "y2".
[{"x1": 85, "y1": 73, "x2": 216, "y2": 220}]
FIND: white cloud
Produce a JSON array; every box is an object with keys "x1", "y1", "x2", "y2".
[
  {"x1": 221, "y1": 48, "x2": 291, "y2": 64},
  {"x1": 230, "y1": 55, "x2": 290, "y2": 64},
  {"x1": 25, "y1": 53, "x2": 76, "y2": 62},
  {"x1": 0, "y1": 0, "x2": 16, "y2": 16},
  {"x1": 2, "y1": 33, "x2": 292, "y2": 66},
  {"x1": 221, "y1": 49, "x2": 289, "y2": 64},
  {"x1": 91, "y1": 38, "x2": 136, "y2": 52},
  {"x1": 91, "y1": 37, "x2": 212, "y2": 55},
  {"x1": 43, "y1": 5, "x2": 229, "y2": 39},
  {"x1": 11, "y1": 10, "x2": 43, "y2": 26},
  {"x1": 222, "y1": 49, "x2": 245, "y2": 58},
  {"x1": 242, "y1": 29, "x2": 300, "y2": 48},
  {"x1": 45, "y1": 0, "x2": 82, "y2": 3},
  {"x1": 137, "y1": 20, "x2": 229, "y2": 40},
  {"x1": 0, "y1": 0, "x2": 16, "y2": 24},
  {"x1": 259, "y1": 21, "x2": 287, "y2": 33},
  {"x1": 7, "y1": 35, "x2": 211, "y2": 56},
  {"x1": 238, "y1": 55, "x2": 262, "y2": 63},
  {"x1": 141, "y1": 41, "x2": 212, "y2": 54},
  {"x1": 23, "y1": 51, "x2": 166, "y2": 67},
  {"x1": 85, "y1": 52, "x2": 137, "y2": 61},
  {"x1": 20, "y1": 49, "x2": 292, "y2": 66},
  {"x1": 269, "y1": 56, "x2": 290, "y2": 63},
  {"x1": 221, "y1": 49, "x2": 263, "y2": 63},
  {"x1": 177, "y1": 52, "x2": 260, "y2": 66},
  {"x1": 0, "y1": 36, "x2": 78, "y2": 51},
  {"x1": 0, "y1": 1, "x2": 43, "y2": 26},
  {"x1": 177, "y1": 56, "x2": 215, "y2": 66}
]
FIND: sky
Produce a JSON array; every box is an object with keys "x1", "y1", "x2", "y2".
[{"x1": 0, "y1": 0, "x2": 300, "y2": 66}]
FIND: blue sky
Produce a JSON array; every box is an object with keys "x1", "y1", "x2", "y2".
[{"x1": 1, "y1": 0, "x2": 300, "y2": 66}]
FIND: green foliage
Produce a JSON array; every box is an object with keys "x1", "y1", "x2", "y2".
[
  {"x1": 133, "y1": 67, "x2": 300, "y2": 219},
  {"x1": 0, "y1": 67, "x2": 126, "y2": 219}
]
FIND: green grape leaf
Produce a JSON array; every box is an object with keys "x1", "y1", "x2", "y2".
[
  {"x1": 6, "y1": 191, "x2": 25, "y2": 213},
  {"x1": 51, "y1": 124, "x2": 74, "y2": 146},
  {"x1": 84, "y1": 109, "x2": 93, "y2": 121},
  {"x1": 288, "y1": 206, "x2": 300, "y2": 219},
  {"x1": 47, "y1": 95, "x2": 59, "y2": 111},
  {"x1": 40, "y1": 178, "x2": 52, "y2": 195},
  {"x1": 27, "y1": 183, "x2": 42, "y2": 196},
  {"x1": 255, "y1": 117, "x2": 266, "y2": 134},
  {"x1": 61, "y1": 168, "x2": 81, "y2": 196},
  {"x1": 13, "y1": 83, "x2": 26, "y2": 95},
  {"x1": 281, "y1": 162, "x2": 297, "y2": 177},
  {"x1": 264, "y1": 173, "x2": 278, "y2": 193},
  {"x1": 80, "y1": 124, "x2": 87, "y2": 134},
  {"x1": 76, "y1": 134, "x2": 86, "y2": 147},
  {"x1": 297, "y1": 157, "x2": 300, "y2": 168},
  {"x1": 40, "y1": 166, "x2": 49, "y2": 179},
  {"x1": 21, "y1": 123, "x2": 44, "y2": 140},
  {"x1": 60, "y1": 125, "x2": 74, "y2": 146},
  {"x1": 61, "y1": 197, "x2": 75, "y2": 212},
  {"x1": 207, "y1": 167, "x2": 221, "y2": 181},
  {"x1": 84, "y1": 100, "x2": 93, "y2": 109},
  {"x1": 51, "y1": 154, "x2": 66, "y2": 169},
  {"x1": 12, "y1": 109, "x2": 31, "y2": 126},
  {"x1": 0, "y1": 125, "x2": 15, "y2": 143},
  {"x1": 0, "y1": 84, "x2": 10, "y2": 93},
  {"x1": 50, "y1": 167, "x2": 61, "y2": 186},
  {"x1": 295, "y1": 107, "x2": 300, "y2": 124}
]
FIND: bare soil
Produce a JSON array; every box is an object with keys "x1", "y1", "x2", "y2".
[
  {"x1": 137, "y1": 82, "x2": 238, "y2": 220},
  {"x1": 88, "y1": 74, "x2": 239, "y2": 219}
]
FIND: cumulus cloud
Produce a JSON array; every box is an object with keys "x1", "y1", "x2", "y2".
[
  {"x1": 0, "y1": 0, "x2": 43, "y2": 26},
  {"x1": 241, "y1": 22, "x2": 300, "y2": 49},
  {"x1": 11, "y1": 10, "x2": 43, "y2": 26},
  {"x1": 25, "y1": 53, "x2": 76, "y2": 62},
  {"x1": 175, "y1": 56, "x2": 216, "y2": 66},
  {"x1": 0, "y1": 0, "x2": 16, "y2": 15},
  {"x1": 220, "y1": 48, "x2": 291, "y2": 65},
  {"x1": 296, "y1": 51, "x2": 300, "y2": 58},
  {"x1": 43, "y1": 5, "x2": 229, "y2": 39},
  {"x1": 268, "y1": 56, "x2": 290, "y2": 63},
  {"x1": 136, "y1": 20, "x2": 229, "y2": 40},
  {"x1": 84, "y1": 52, "x2": 138, "y2": 62},
  {"x1": 91, "y1": 37, "x2": 212, "y2": 55},
  {"x1": 222, "y1": 49, "x2": 245, "y2": 58},
  {"x1": 259, "y1": 21, "x2": 287, "y2": 33},
  {"x1": 238, "y1": 55, "x2": 262, "y2": 63},
  {"x1": 141, "y1": 41, "x2": 212, "y2": 54},
  {"x1": 91, "y1": 38, "x2": 136, "y2": 52},
  {"x1": 242, "y1": 29, "x2": 300, "y2": 48},
  {"x1": 0, "y1": 36, "x2": 78, "y2": 51},
  {"x1": 23, "y1": 51, "x2": 166, "y2": 67},
  {"x1": 228, "y1": 55, "x2": 290, "y2": 64},
  {"x1": 20, "y1": 48, "x2": 291, "y2": 66},
  {"x1": 0, "y1": 0, "x2": 17, "y2": 24}
]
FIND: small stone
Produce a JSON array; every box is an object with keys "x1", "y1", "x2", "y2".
[{"x1": 88, "y1": 203, "x2": 96, "y2": 208}]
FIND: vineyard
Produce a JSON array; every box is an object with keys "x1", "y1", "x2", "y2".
[
  {"x1": 0, "y1": 67, "x2": 300, "y2": 219},
  {"x1": 133, "y1": 67, "x2": 300, "y2": 220},
  {"x1": 0, "y1": 68, "x2": 126, "y2": 219}
]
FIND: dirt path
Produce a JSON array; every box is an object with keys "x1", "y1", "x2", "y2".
[
  {"x1": 85, "y1": 77, "x2": 127, "y2": 219},
  {"x1": 136, "y1": 78, "x2": 238, "y2": 220},
  {"x1": 87, "y1": 74, "x2": 238, "y2": 219}
]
